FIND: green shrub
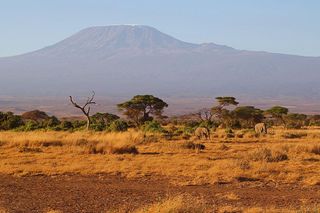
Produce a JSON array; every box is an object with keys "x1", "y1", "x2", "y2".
[
  {"x1": 142, "y1": 120, "x2": 164, "y2": 133},
  {"x1": 90, "y1": 122, "x2": 106, "y2": 131},
  {"x1": 60, "y1": 121, "x2": 73, "y2": 130},
  {"x1": 23, "y1": 120, "x2": 40, "y2": 131},
  {"x1": 108, "y1": 120, "x2": 128, "y2": 132},
  {"x1": 182, "y1": 126, "x2": 195, "y2": 135},
  {"x1": 0, "y1": 112, "x2": 23, "y2": 130},
  {"x1": 43, "y1": 116, "x2": 60, "y2": 128},
  {"x1": 199, "y1": 120, "x2": 216, "y2": 129},
  {"x1": 91, "y1": 112, "x2": 120, "y2": 131},
  {"x1": 71, "y1": 120, "x2": 86, "y2": 130}
]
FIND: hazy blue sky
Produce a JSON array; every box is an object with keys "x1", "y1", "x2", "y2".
[{"x1": 0, "y1": 0, "x2": 319, "y2": 57}]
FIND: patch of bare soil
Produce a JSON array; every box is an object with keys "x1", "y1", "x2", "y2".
[{"x1": 0, "y1": 174, "x2": 319, "y2": 212}]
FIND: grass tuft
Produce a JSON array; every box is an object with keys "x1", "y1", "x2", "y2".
[
  {"x1": 282, "y1": 132, "x2": 307, "y2": 139},
  {"x1": 181, "y1": 141, "x2": 205, "y2": 150},
  {"x1": 135, "y1": 195, "x2": 207, "y2": 213},
  {"x1": 310, "y1": 145, "x2": 320, "y2": 155},
  {"x1": 248, "y1": 148, "x2": 288, "y2": 162}
]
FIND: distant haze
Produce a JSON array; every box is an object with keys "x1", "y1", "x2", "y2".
[{"x1": 0, "y1": 25, "x2": 320, "y2": 114}]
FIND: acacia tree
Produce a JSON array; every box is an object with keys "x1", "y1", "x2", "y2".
[
  {"x1": 211, "y1": 96, "x2": 239, "y2": 121},
  {"x1": 232, "y1": 106, "x2": 264, "y2": 128},
  {"x1": 69, "y1": 91, "x2": 96, "y2": 130},
  {"x1": 265, "y1": 106, "x2": 288, "y2": 126},
  {"x1": 283, "y1": 113, "x2": 307, "y2": 129},
  {"x1": 117, "y1": 95, "x2": 168, "y2": 126},
  {"x1": 215, "y1": 97, "x2": 239, "y2": 108}
]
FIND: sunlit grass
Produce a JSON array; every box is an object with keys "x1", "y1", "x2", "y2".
[{"x1": 0, "y1": 128, "x2": 320, "y2": 186}]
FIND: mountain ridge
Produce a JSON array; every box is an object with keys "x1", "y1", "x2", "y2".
[{"x1": 0, "y1": 25, "x2": 319, "y2": 101}]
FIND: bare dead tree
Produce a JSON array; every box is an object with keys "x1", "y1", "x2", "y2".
[
  {"x1": 197, "y1": 108, "x2": 213, "y2": 121},
  {"x1": 69, "y1": 91, "x2": 96, "y2": 130}
]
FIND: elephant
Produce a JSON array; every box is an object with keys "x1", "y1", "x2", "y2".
[
  {"x1": 255, "y1": 123, "x2": 267, "y2": 134},
  {"x1": 194, "y1": 127, "x2": 210, "y2": 140}
]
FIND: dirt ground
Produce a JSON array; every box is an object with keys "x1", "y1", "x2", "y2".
[{"x1": 0, "y1": 174, "x2": 319, "y2": 213}]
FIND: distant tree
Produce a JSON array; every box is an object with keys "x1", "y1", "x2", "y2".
[
  {"x1": 0, "y1": 112, "x2": 23, "y2": 130},
  {"x1": 108, "y1": 120, "x2": 128, "y2": 132},
  {"x1": 232, "y1": 106, "x2": 264, "y2": 128},
  {"x1": 43, "y1": 116, "x2": 60, "y2": 128},
  {"x1": 215, "y1": 97, "x2": 239, "y2": 107},
  {"x1": 308, "y1": 115, "x2": 320, "y2": 126},
  {"x1": 60, "y1": 120, "x2": 74, "y2": 130},
  {"x1": 211, "y1": 96, "x2": 239, "y2": 123},
  {"x1": 23, "y1": 120, "x2": 39, "y2": 131},
  {"x1": 117, "y1": 95, "x2": 168, "y2": 126},
  {"x1": 265, "y1": 106, "x2": 289, "y2": 126},
  {"x1": 90, "y1": 112, "x2": 120, "y2": 131},
  {"x1": 21, "y1": 110, "x2": 60, "y2": 130},
  {"x1": 21, "y1": 110, "x2": 50, "y2": 121},
  {"x1": 91, "y1": 112, "x2": 119, "y2": 125},
  {"x1": 284, "y1": 113, "x2": 307, "y2": 129},
  {"x1": 69, "y1": 91, "x2": 96, "y2": 130}
]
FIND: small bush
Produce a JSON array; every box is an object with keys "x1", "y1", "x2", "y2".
[
  {"x1": 181, "y1": 141, "x2": 205, "y2": 150},
  {"x1": 240, "y1": 129, "x2": 258, "y2": 138},
  {"x1": 140, "y1": 134, "x2": 159, "y2": 144},
  {"x1": 23, "y1": 120, "x2": 40, "y2": 131},
  {"x1": 108, "y1": 145, "x2": 139, "y2": 154},
  {"x1": 73, "y1": 138, "x2": 90, "y2": 146},
  {"x1": 71, "y1": 120, "x2": 86, "y2": 130},
  {"x1": 86, "y1": 141, "x2": 138, "y2": 155},
  {"x1": 272, "y1": 151, "x2": 289, "y2": 162},
  {"x1": 90, "y1": 122, "x2": 106, "y2": 131},
  {"x1": 238, "y1": 159, "x2": 251, "y2": 170},
  {"x1": 142, "y1": 120, "x2": 164, "y2": 133},
  {"x1": 249, "y1": 148, "x2": 288, "y2": 162},
  {"x1": 19, "y1": 147, "x2": 42, "y2": 153},
  {"x1": 108, "y1": 120, "x2": 128, "y2": 132},
  {"x1": 249, "y1": 148, "x2": 272, "y2": 162},
  {"x1": 161, "y1": 131, "x2": 174, "y2": 140},
  {"x1": 0, "y1": 112, "x2": 23, "y2": 130},
  {"x1": 60, "y1": 121, "x2": 73, "y2": 130},
  {"x1": 225, "y1": 128, "x2": 235, "y2": 138},
  {"x1": 282, "y1": 132, "x2": 307, "y2": 139},
  {"x1": 41, "y1": 141, "x2": 63, "y2": 147},
  {"x1": 310, "y1": 145, "x2": 320, "y2": 155}
]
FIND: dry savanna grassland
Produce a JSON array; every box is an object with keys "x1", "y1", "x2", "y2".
[{"x1": 0, "y1": 127, "x2": 320, "y2": 212}]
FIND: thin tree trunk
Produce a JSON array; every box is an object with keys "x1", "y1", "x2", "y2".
[
  {"x1": 86, "y1": 115, "x2": 91, "y2": 130},
  {"x1": 69, "y1": 92, "x2": 96, "y2": 131}
]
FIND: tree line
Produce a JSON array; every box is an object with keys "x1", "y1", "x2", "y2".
[{"x1": 0, "y1": 94, "x2": 320, "y2": 133}]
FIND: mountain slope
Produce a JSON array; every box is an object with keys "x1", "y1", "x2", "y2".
[{"x1": 0, "y1": 25, "x2": 319, "y2": 99}]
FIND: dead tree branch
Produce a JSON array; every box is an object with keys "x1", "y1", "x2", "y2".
[{"x1": 69, "y1": 91, "x2": 96, "y2": 130}]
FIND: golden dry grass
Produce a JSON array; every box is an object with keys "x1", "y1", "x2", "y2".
[
  {"x1": 0, "y1": 128, "x2": 320, "y2": 186},
  {"x1": 109, "y1": 194, "x2": 319, "y2": 213},
  {"x1": 134, "y1": 195, "x2": 208, "y2": 213}
]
